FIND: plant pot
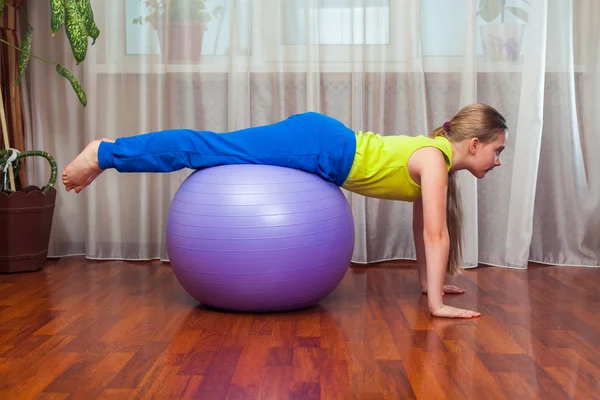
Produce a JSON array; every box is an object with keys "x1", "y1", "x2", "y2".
[
  {"x1": 156, "y1": 21, "x2": 205, "y2": 63},
  {"x1": 0, "y1": 150, "x2": 57, "y2": 274},
  {"x1": 480, "y1": 23, "x2": 526, "y2": 62}
]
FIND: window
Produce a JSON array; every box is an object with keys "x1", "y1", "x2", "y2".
[
  {"x1": 421, "y1": 0, "x2": 530, "y2": 57},
  {"x1": 117, "y1": 0, "x2": 537, "y2": 72},
  {"x1": 281, "y1": 0, "x2": 390, "y2": 45}
]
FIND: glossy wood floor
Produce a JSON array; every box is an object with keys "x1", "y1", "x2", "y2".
[{"x1": 0, "y1": 257, "x2": 599, "y2": 399}]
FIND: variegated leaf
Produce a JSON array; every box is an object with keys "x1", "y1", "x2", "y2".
[
  {"x1": 51, "y1": 0, "x2": 66, "y2": 35},
  {"x1": 76, "y1": 0, "x2": 100, "y2": 44},
  {"x1": 14, "y1": 28, "x2": 33, "y2": 86},
  {"x1": 65, "y1": 0, "x2": 88, "y2": 63},
  {"x1": 56, "y1": 64, "x2": 87, "y2": 107}
]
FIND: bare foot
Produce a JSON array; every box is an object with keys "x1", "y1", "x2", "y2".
[{"x1": 62, "y1": 138, "x2": 113, "y2": 193}]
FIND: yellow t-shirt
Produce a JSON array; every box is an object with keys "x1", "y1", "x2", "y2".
[{"x1": 341, "y1": 131, "x2": 453, "y2": 201}]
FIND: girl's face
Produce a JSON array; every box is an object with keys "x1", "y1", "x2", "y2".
[{"x1": 468, "y1": 131, "x2": 507, "y2": 179}]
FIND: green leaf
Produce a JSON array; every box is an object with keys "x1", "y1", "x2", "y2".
[
  {"x1": 478, "y1": 0, "x2": 505, "y2": 22},
  {"x1": 65, "y1": 0, "x2": 88, "y2": 64},
  {"x1": 14, "y1": 28, "x2": 33, "y2": 86},
  {"x1": 56, "y1": 64, "x2": 87, "y2": 107},
  {"x1": 0, "y1": 0, "x2": 5, "y2": 19},
  {"x1": 51, "y1": 0, "x2": 66, "y2": 35},
  {"x1": 212, "y1": 6, "x2": 224, "y2": 18},
  {"x1": 506, "y1": 6, "x2": 528, "y2": 23},
  {"x1": 77, "y1": 0, "x2": 100, "y2": 45}
]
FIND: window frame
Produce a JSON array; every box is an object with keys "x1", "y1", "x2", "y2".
[{"x1": 87, "y1": 0, "x2": 584, "y2": 75}]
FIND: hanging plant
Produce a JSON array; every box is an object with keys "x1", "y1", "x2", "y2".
[{"x1": 0, "y1": 0, "x2": 101, "y2": 107}]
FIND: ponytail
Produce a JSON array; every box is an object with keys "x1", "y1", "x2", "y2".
[
  {"x1": 445, "y1": 171, "x2": 463, "y2": 275},
  {"x1": 429, "y1": 126, "x2": 464, "y2": 276}
]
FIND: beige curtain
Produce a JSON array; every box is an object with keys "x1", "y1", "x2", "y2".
[
  {"x1": 23, "y1": 0, "x2": 599, "y2": 268},
  {"x1": 0, "y1": 1, "x2": 26, "y2": 187}
]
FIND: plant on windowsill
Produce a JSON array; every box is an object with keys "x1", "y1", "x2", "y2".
[
  {"x1": 0, "y1": 0, "x2": 99, "y2": 273},
  {"x1": 132, "y1": 0, "x2": 224, "y2": 63},
  {"x1": 478, "y1": 0, "x2": 529, "y2": 62}
]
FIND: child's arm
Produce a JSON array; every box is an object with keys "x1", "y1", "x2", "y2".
[
  {"x1": 412, "y1": 198, "x2": 428, "y2": 292},
  {"x1": 413, "y1": 148, "x2": 480, "y2": 319},
  {"x1": 419, "y1": 159, "x2": 449, "y2": 313},
  {"x1": 414, "y1": 198, "x2": 465, "y2": 295}
]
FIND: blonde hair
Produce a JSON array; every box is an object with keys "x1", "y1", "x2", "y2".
[{"x1": 429, "y1": 103, "x2": 508, "y2": 275}]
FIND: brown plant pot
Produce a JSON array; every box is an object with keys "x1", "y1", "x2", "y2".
[
  {"x1": 0, "y1": 187, "x2": 56, "y2": 273},
  {"x1": 0, "y1": 149, "x2": 58, "y2": 274},
  {"x1": 156, "y1": 21, "x2": 205, "y2": 63}
]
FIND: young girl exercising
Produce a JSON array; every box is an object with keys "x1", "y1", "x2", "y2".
[{"x1": 63, "y1": 103, "x2": 508, "y2": 319}]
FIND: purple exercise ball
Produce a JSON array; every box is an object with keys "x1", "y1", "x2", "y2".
[{"x1": 166, "y1": 164, "x2": 355, "y2": 312}]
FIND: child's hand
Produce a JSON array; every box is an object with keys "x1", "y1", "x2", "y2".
[
  {"x1": 442, "y1": 285, "x2": 465, "y2": 294},
  {"x1": 430, "y1": 304, "x2": 480, "y2": 319}
]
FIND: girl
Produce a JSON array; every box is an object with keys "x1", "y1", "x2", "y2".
[{"x1": 63, "y1": 103, "x2": 508, "y2": 319}]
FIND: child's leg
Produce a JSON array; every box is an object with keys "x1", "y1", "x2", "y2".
[
  {"x1": 98, "y1": 118, "x2": 304, "y2": 173},
  {"x1": 98, "y1": 112, "x2": 356, "y2": 186},
  {"x1": 63, "y1": 112, "x2": 356, "y2": 193}
]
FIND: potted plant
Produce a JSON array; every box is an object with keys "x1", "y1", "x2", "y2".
[
  {"x1": 478, "y1": 0, "x2": 529, "y2": 62},
  {"x1": 132, "y1": 0, "x2": 223, "y2": 63},
  {"x1": 0, "y1": 0, "x2": 99, "y2": 273}
]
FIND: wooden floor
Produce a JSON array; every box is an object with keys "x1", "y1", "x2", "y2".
[{"x1": 0, "y1": 257, "x2": 599, "y2": 399}]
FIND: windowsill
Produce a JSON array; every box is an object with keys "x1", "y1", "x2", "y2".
[{"x1": 89, "y1": 57, "x2": 586, "y2": 75}]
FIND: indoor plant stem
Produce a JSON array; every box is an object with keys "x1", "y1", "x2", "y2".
[
  {"x1": 0, "y1": 37, "x2": 56, "y2": 65},
  {"x1": 0, "y1": 74, "x2": 16, "y2": 192}
]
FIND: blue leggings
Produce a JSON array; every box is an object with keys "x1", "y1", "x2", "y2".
[{"x1": 98, "y1": 112, "x2": 357, "y2": 187}]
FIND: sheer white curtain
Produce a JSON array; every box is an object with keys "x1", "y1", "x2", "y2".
[{"x1": 23, "y1": 0, "x2": 599, "y2": 268}]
